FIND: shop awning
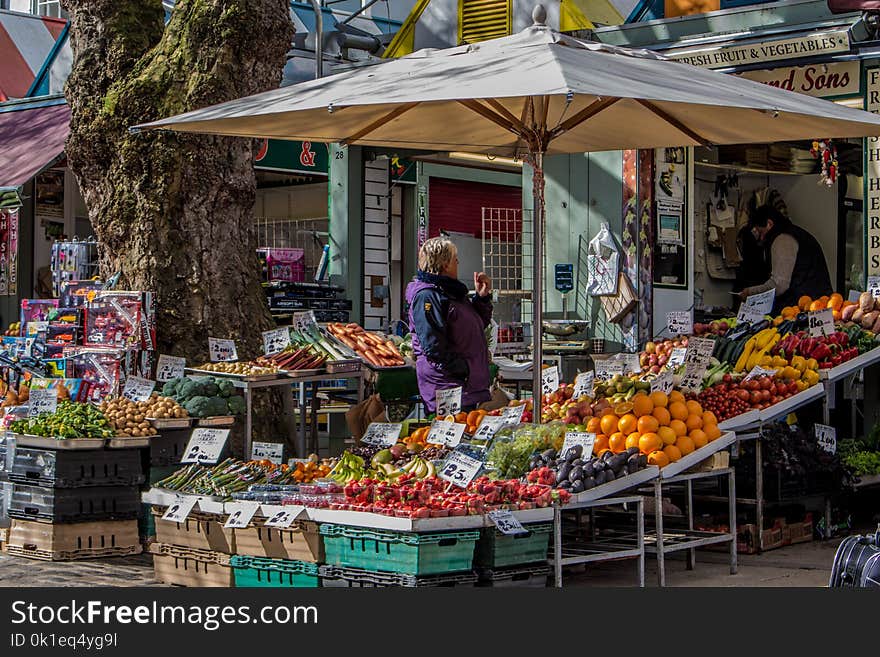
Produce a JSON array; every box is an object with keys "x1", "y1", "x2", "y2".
[{"x1": 0, "y1": 98, "x2": 69, "y2": 191}]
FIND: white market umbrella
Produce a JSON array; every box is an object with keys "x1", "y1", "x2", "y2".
[{"x1": 135, "y1": 6, "x2": 880, "y2": 419}]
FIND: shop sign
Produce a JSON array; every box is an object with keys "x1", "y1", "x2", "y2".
[
  {"x1": 667, "y1": 30, "x2": 850, "y2": 69},
  {"x1": 254, "y1": 139, "x2": 329, "y2": 175},
  {"x1": 417, "y1": 185, "x2": 429, "y2": 247},
  {"x1": 867, "y1": 68, "x2": 880, "y2": 277},
  {"x1": 736, "y1": 62, "x2": 860, "y2": 99}
]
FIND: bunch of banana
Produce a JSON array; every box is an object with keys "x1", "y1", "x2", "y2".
[
  {"x1": 401, "y1": 456, "x2": 436, "y2": 479},
  {"x1": 735, "y1": 328, "x2": 782, "y2": 372},
  {"x1": 374, "y1": 462, "x2": 408, "y2": 480},
  {"x1": 327, "y1": 451, "x2": 366, "y2": 483}
]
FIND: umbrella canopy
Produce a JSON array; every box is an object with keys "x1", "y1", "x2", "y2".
[{"x1": 134, "y1": 7, "x2": 880, "y2": 429}]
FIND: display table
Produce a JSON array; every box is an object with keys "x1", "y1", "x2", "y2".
[{"x1": 550, "y1": 495, "x2": 644, "y2": 588}]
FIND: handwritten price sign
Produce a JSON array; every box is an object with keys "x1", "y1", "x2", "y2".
[
  {"x1": 208, "y1": 338, "x2": 238, "y2": 363},
  {"x1": 488, "y1": 509, "x2": 528, "y2": 535},
  {"x1": 666, "y1": 311, "x2": 693, "y2": 336},
  {"x1": 427, "y1": 420, "x2": 466, "y2": 447},
  {"x1": 541, "y1": 366, "x2": 560, "y2": 394},
  {"x1": 435, "y1": 386, "x2": 462, "y2": 417},
  {"x1": 262, "y1": 328, "x2": 291, "y2": 356},
  {"x1": 361, "y1": 422, "x2": 402, "y2": 447},
  {"x1": 181, "y1": 428, "x2": 230, "y2": 464},
  {"x1": 156, "y1": 355, "x2": 186, "y2": 382}
]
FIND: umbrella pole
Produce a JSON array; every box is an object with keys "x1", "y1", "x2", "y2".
[{"x1": 531, "y1": 150, "x2": 545, "y2": 423}]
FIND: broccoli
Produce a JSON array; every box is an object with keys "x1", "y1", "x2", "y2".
[
  {"x1": 226, "y1": 395, "x2": 246, "y2": 416},
  {"x1": 206, "y1": 396, "x2": 230, "y2": 417},
  {"x1": 162, "y1": 377, "x2": 182, "y2": 397},
  {"x1": 198, "y1": 377, "x2": 220, "y2": 397},
  {"x1": 177, "y1": 378, "x2": 202, "y2": 402},
  {"x1": 183, "y1": 395, "x2": 212, "y2": 417},
  {"x1": 216, "y1": 378, "x2": 235, "y2": 398}
]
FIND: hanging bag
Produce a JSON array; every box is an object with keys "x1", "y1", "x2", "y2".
[{"x1": 587, "y1": 223, "x2": 638, "y2": 324}]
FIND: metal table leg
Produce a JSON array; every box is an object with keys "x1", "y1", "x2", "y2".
[
  {"x1": 756, "y1": 437, "x2": 764, "y2": 553},
  {"x1": 554, "y1": 504, "x2": 563, "y2": 588},
  {"x1": 298, "y1": 381, "x2": 307, "y2": 457},
  {"x1": 282, "y1": 383, "x2": 298, "y2": 457},
  {"x1": 654, "y1": 479, "x2": 665, "y2": 587},
  {"x1": 310, "y1": 381, "x2": 320, "y2": 455},
  {"x1": 729, "y1": 468, "x2": 738, "y2": 575},
  {"x1": 685, "y1": 479, "x2": 695, "y2": 571},
  {"x1": 243, "y1": 384, "x2": 253, "y2": 460},
  {"x1": 637, "y1": 497, "x2": 645, "y2": 588}
]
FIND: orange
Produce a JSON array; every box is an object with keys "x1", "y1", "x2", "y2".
[
  {"x1": 685, "y1": 414, "x2": 703, "y2": 431},
  {"x1": 797, "y1": 295, "x2": 812, "y2": 311},
  {"x1": 647, "y1": 450, "x2": 670, "y2": 468},
  {"x1": 669, "y1": 390, "x2": 685, "y2": 404},
  {"x1": 609, "y1": 432, "x2": 627, "y2": 454},
  {"x1": 601, "y1": 406, "x2": 617, "y2": 417},
  {"x1": 702, "y1": 411, "x2": 718, "y2": 427},
  {"x1": 663, "y1": 444, "x2": 682, "y2": 463},
  {"x1": 658, "y1": 426, "x2": 677, "y2": 446},
  {"x1": 625, "y1": 432, "x2": 641, "y2": 450},
  {"x1": 638, "y1": 432, "x2": 662, "y2": 455},
  {"x1": 600, "y1": 414, "x2": 619, "y2": 436},
  {"x1": 652, "y1": 406, "x2": 671, "y2": 426},
  {"x1": 809, "y1": 300, "x2": 825, "y2": 312},
  {"x1": 649, "y1": 391, "x2": 669, "y2": 408},
  {"x1": 670, "y1": 419, "x2": 688, "y2": 437},
  {"x1": 617, "y1": 413, "x2": 638, "y2": 435},
  {"x1": 686, "y1": 400, "x2": 703, "y2": 416},
  {"x1": 594, "y1": 434, "x2": 610, "y2": 452},
  {"x1": 613, "y1": 402, "x2": 634, "y2": 416},
  {"x1": 676, "y1": 435, "x2": 695, "y2": 456},
  {"x1": 586, "y1": 417, "x2": 603, "y2": 433},
  {"x1": 690, "y1": 429, "x2": 708, "y2": 449},
  {"x1": 632, "y1": 394, "x2": 654, "y2": 418},
  {"x1": 828, "y1": 294, "x2": 843, "y2": 311},
  {"x1": 705, "y1": 424, "x2": 722, "y2": 442},
  {"x1": 669, "y1": 401, "x2": 689, "y2": 421},
  {"x1": 637, "y1": 415, "x2": 660, "y2": 435}
]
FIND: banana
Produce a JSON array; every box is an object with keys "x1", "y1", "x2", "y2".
[
  {"x1": 414, "y1": 460, "x2": 428, "y2": 478},
  {"x1": 426, "y1": 461, "x2": 436, "y2": 478}
]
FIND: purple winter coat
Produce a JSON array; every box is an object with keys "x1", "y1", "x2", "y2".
[{"x1": 405, "y1": 271, "x2": 493, "y2": 413}]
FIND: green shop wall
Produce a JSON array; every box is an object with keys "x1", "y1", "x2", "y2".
[
  {"x1": 523, "y1": 151, "x2": 626, "y2": 346},
  {"x1": 329, "y1": 144, "x2": 364, "y2": 323}
]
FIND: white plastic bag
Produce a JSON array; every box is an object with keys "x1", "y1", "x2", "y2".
[{"x1": 586, "y1": 223, "x2": 620, "y2": 296}]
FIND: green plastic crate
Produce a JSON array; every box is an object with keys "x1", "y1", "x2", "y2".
[
  {"x1": 138, "y1": 503, "x2": 155, "y2": 539},
  {"x1": 319, "y1": 524, "x2": 479, "y2": 575},
  {"x1": 474, "y1": 522, "x2": 552, "y2": 568},
  {"x1": 230, "y1": 555, "x2": 320, "y2": 588}
]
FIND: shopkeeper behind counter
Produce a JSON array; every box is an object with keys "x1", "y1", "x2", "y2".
[
  {"x1": 738, "y1": 205, "x2": 832, "y2": 314},
  {"x1": 405, "y1": 236, "x2": 493, "y2": 414}
]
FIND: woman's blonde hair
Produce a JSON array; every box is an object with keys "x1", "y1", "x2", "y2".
[{"x1": 418, "y1": 236, "x2": 457, "y2": 274}]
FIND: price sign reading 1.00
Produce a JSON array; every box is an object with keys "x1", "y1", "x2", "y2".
[{"x1": 472, "y1": 415, "x2": 506, "y2": 441}]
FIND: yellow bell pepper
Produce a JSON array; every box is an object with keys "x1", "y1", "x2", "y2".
[{"x1": 805, "y1": 358, "x2": 819, "y2": 370}]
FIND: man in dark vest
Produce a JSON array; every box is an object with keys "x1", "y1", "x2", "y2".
[{"x1": 738, "y1": 204, "x2": 832, "y2": 313}]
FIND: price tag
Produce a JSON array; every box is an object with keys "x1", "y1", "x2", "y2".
[
  {"x1": 488, "y1": 509, "x2": 528, "y2": 535},
  {"x1": 684, "y1": 337, "x2": 715, "y2": 366},
  {"x1": 251, "y1": 441, "x2": 284, "y2": 464},
  {"x1": 679, "y1": 364, "x2": 707, "y2": 394},
  {"x1": 868, "y1": 275, "x2": 880, "y2": 298},
  {"x1": 28, "y1": 387, "x2": 57, "y2": 417},
  {"x1": 122, "y1": 376, "x2": 155, "y2": 402},
  {"x1": 737, "y1": 289, "x2": 776, "y2": 323},
  {"x1": 223, "y1": 502, "x2": 260, "y2": 529},
  {"x1": 292, "y1": 311, "x2": 318, "y2": 333},
  {"x1": 744, "y1": 365, "x2": 778, "y2": 381},
  {"x1": 572, "y1": 371, "x2": 594, "y2": 399},
  {"x1": 208, "y1": 338, "x2": 238, "y2": 362},
  {"x1": 616, "y1": 353, "x2": 642, "y2": 374},
  {"x1": 435, "y1": 386, "x2": 462, "y2": 417},
  {"x1": 360, "y1": 422, "x2": 402, "y2": 447},
  {"x1": 541, "y1": 366, "x2": 559, "y2": 394},
  {"x1": 666, "y1": 311, "x2": 693, "y2": 336},
  {"x1": 472, "y1": 415, "x2": 507, "y2": 441},
  {"x1": 427, "y1": 420, "x2": 466, "y2": 447},
  {"x1": 156, "y1": 355, "x2": 186, "y2": 382},
  {"x1": 560, "y1": 431, "x2": 596, "y2": 460},
  {"x1": 161, "y1": 495, "x2": 199, "y2": 523},
  {"x1": 438, "y1": 448, "x2": 483, "y2": 487},
  {"x1": 808, "y1": 308, "x2": 834, "y2": 338},
  {"x1": 651, "y1": 371, "x2": 674, "y2": 395},
  {"x1": 181, "y1": 428, "x2": 231, "y2": 464},
  {"x1": 594, "y1": 359, "x2": 624, "y2": 381},
  {"x1": 262, "y1": 328, "x2": 291, "y2": 356},
  {"x1": 261, "y1": 504, "x2": 304, "y2": 529},
  {"x1": 501, "y1": 404, "x2": 526, "y2": 427},
  {"x1": 668, "y1": 347, "x2": 687, "y2": 368},
  {"x1": 815, "y1": 424, "x2": 836, "y2": 454}
]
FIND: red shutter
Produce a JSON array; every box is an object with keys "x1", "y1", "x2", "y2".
[{"x1": 428, "y1": 177, "x2": 521, "y2": 239}]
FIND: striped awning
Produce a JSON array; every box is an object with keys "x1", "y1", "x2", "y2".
[
  {"x1": 0, "y1": 11, "x2": 66, "y2": 101},
  {"x1": 0, "y1": 97, "x2": 69, "y2": 190}
]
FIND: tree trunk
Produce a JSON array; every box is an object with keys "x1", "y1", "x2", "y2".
[{"x1": 62, "y1": 0, "x2": 294, "y2": 362}]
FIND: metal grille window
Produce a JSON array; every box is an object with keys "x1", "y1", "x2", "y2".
[
  {"x1": 255, "y1": 217, "x2": 329, "y2": 273},
  {"x1": 459, "y1": 0, "x2": 511, "y2": 45},
  {"x1": 32, "y1": 0, "x2": 65, "y2": 18}
]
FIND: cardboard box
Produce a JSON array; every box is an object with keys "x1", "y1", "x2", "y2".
[
  {"x1": 234, "y1": 520, "x2": 323, "y2": 562},
  {"x1": 737, "y1": 522, "x2": 785, "y2": 554},
  {"x1": 150, "y1": 543, "x2": 233, "y2": 587},
  {"x1": 6, "y1": 519, "x2": 141, "y2": 561},
  {"x1": 153, "y1": 510, "x2": 235, "y2": 554},
  {"x1": 687, "y1": 450, "x2": 730, "y2": 473}
]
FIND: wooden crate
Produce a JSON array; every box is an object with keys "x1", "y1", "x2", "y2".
[
  {"x1": 150, "y1": 543, "x2": 233, "y2": 587},
  {"x1": 234, "y1": 520, "x2": 323, "y2": 562},
  {"x1": 687, "y1": 451, "x2": 730, "y2": 474},
  {"x1": 152, "y1": 509, "x2": 235, "y2": 554},
  {"x1": 6, "y1": 519, "x2": 141, "y2": 561}
]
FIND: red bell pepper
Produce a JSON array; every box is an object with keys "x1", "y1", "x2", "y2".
[{"x1": 811, "y1": 342, "x2": 832, "y2": 361}]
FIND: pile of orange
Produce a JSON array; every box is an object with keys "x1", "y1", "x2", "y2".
[
  {"x1": 585, "y1": 390, "x2": 722, "y2": 468},
  {"x1": 780, "y1": 293, "x2": 849, "y2": 322}
]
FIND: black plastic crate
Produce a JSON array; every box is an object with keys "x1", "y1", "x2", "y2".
[
  {"x1": 9, "y1": 483, "x2": 141, "y2": 523},
  {"x1": 10, "y1": 448, "x2": 144, "y2": 488},
  {"x1": 149, "y1": 430, "x2": 190, "y2": 467},
  {"x1": 475, "y1": 564, "x2": 551, "y2": 588},
  {"x1": 318, "y1": 565, "x2": 477, "y2": 588}
]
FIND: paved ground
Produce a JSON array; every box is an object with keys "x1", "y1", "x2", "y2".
[{"x1": 0, "y1": 536, "x2": 845, "y2": 587}]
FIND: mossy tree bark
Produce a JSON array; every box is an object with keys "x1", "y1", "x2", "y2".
[{"x1": 61, "y1": 0, "x2": 294, "y2": 362}]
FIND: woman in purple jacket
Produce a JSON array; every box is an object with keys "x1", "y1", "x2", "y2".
[{"x1": 405, "y1": 237, "x2": 493, "y2": 414}]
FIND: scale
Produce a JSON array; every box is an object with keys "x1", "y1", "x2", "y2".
[{"x1": 540, "y1": 264, "x2": 592, "y2": 376}]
